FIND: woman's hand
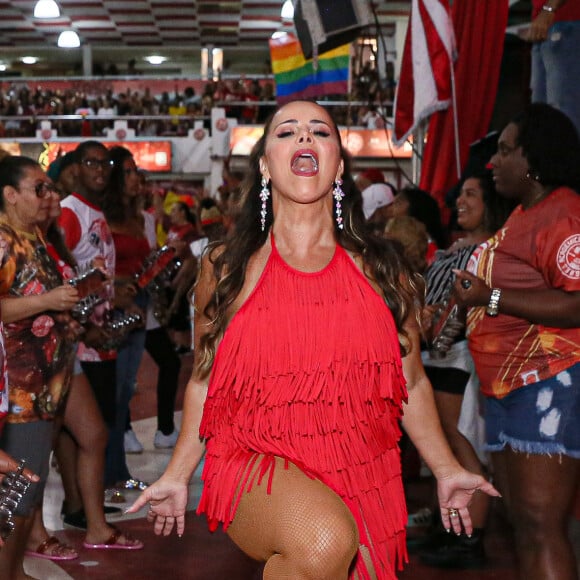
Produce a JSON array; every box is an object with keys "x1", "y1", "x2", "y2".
[
  {"x1": 44, "y1": 284, "x2": 79, "y2": 311},
  {"x1": 451, "y1": 269, "x2": 492, "y2": 309},
  {"x1": 113, "y1": 279, "x2": 137, "y2": 310},
  {"x1": 0, "y1": 450, "x2": 39, "y2": 482},
  {"x1": 437, "y1": 468, "x2": 501, "y2": 536},
  {"x1": 168, "y1": 239, "x2": 190, "y2": 260},
  {"x1": 126, "y1": 477, "x2": 189, "y2": 537},
  {"x1": 419, "y1": 303, "x2": 440, "y2": 341}
]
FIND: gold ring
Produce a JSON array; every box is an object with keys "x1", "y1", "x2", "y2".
[{"x1": 448, "y1": 508, "x2": 459, "y2": 518}]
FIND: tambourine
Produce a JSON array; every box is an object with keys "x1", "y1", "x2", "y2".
[
  {"x1": 0, "y1": 460, "x2": 32, "y2": 540},
  {"x1": 429, "y1": 300, "x2": 465, "y2": 359}
]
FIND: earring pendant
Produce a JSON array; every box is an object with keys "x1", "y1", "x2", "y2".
[
  {"x1": 260, "y1": 177, "x2": 270, "y2": 232},
  {"x1": 333, "y1": 180, "x2": 345, "y2": 229}
]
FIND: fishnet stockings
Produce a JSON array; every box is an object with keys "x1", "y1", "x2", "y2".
[{"x1": 226, "y1": 456, "x2": 365, "y2": 579}]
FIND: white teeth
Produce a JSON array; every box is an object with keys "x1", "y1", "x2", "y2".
[{"x1": 292, "y1": 153, "x2": 318, "y2": 173}]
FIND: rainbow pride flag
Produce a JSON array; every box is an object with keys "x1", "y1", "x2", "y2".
[{"x1": 269, "y1": 33, "x2": 350, "y2": 103}]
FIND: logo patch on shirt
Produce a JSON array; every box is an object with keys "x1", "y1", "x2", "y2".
[{"x1": 556, "y1": 234, "x2": 580, "y2": 279}]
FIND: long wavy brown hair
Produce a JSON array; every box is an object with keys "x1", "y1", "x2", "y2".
[{"x1": 196, "y1": 101, "x2": 423, "y2": 378}]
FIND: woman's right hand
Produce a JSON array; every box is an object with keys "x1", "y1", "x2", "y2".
[
  {"x1": 44, "y1": 284, "x2": 79, "y2": 311},
  {"x1": 126, "y1": 477, "x2": 189, "y2": 537}
]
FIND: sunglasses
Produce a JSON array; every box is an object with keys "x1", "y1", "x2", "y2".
[{"x1": 21, "y1": 181, "x2": 60, "y2": 198}]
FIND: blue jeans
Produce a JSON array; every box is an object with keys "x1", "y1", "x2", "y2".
[
  {"x1": 105, "y1": 327, "x2": 146, "y2": 485},
  {"x1": 531, "y1": 20, "x2": 580, "y2": 136}
]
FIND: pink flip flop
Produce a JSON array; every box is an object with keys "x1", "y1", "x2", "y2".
[
  {"x1": 25, "y1": 536, "x2": 79, "y2": 561},
  {"x1": 83, "y1": 527, "x2": 144, "y2": 551}
]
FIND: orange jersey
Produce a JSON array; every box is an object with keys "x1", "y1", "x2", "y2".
[{"x1": 467, "y1": 187, "x2": 580, "y2": 398}]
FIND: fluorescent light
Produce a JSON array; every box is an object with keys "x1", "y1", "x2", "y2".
[
  {"x1": 144, "y1": 55, "x2": 167, "y2": 65},
  {"x1": 34, "y1": 0, "x2": 60, "y2": 18},
  {"x1": 58, "y1": 30, "x2": 80, "y2": 48},
  {"x1": 281, "y1": 0, "x2": 294, "y2": 20},
  {"x1": 21, "y1": 57, "x2": 38, "y2": 65}
]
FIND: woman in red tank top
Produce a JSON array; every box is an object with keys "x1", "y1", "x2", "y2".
[{"x1": 129, "y1": 101, "x2": 499, "y2": 579}]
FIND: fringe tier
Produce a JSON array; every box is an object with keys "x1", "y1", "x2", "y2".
[{"x1": 197, "y1": 241, "x2": 409, "y2": 579}]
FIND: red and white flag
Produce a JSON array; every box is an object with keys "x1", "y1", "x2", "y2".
[{"x1": 393, "y1": 0, "x2": 456, "y2": 147}]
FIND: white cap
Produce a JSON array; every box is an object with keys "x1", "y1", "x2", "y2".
[{"x1": 362, "y1": 183, "x2": 395, "y2": 219}]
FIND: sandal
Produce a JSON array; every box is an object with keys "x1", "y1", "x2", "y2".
[
  {"x1": 83, "y1": 527, "x2": 144, "y2": 551},
  {"x1": 25, "y1": 536, "x2": 79, "y2": 561}
]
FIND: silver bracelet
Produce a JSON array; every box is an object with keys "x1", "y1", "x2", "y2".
[{"x1": 486, "y1": 288, "x2": 501, "y2": 317}]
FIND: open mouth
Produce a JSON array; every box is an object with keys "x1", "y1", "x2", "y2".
[{"x1": 291, "y1": 150, "x2": 319, "y2": 176}]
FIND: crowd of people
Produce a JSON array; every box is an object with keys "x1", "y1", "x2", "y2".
[
  {"x1": 0, "y1": 74, "x2": 395, "y2": 140},
  {"x1": 0, "y1": 79, "x2": 285, "y2": 139},
  {"x1": 0, "y1": 139, "x2": 229, "y2": 577},
  {"x1": 0, "y1": 95, "x2": 577, "y2": 579}
]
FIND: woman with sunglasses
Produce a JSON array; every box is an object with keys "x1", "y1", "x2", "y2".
[{"x1": 0, "y1": 155, "x2": 80, "y2": 579}]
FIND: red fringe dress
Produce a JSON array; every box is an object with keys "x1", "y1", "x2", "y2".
[{"x1": 197, "y1": 237, "x2": 409, "y2": 579}]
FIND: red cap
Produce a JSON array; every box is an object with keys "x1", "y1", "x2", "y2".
[{"x1": 361, "y1": 169, "x2": 385, "y2": 184}]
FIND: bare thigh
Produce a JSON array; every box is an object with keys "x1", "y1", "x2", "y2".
[
  {"x1": 63, "y1": 372, "x2": 107, "y2": 449},
  {"x1": 226, "y1": 456, "x2": 360, "y2": 572}
]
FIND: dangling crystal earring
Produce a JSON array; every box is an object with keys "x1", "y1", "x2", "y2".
[
  {"x1": 260, "y1": 176, "x2": 270, "y2": 232},
  {"x1": 333, "y1": 180, "x2": 345, "y2": 230}
]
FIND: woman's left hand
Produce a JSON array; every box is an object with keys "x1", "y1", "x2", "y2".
[{"x1": 436, "y1": 469, "x2": 501, "y2": 536}]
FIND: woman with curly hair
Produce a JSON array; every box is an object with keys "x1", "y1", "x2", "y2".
[
  {"x1": 453, "y1": 103, "x2": 580, "y2": 580},
  {"x1": 129, "y1": 100, "x2": 498, "y2": 579}
]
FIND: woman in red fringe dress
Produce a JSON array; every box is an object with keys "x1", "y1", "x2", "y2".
[{"x1": 129, "y1": 100, "x2": 499, "y2": 579}]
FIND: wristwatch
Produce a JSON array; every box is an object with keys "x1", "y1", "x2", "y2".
[{"x1": 486, "y1": 288, "x2": 501, "y2": 317}]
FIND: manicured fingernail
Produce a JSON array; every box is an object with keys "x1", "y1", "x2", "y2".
[
  {"x1": 467, "y1": 534, "x2": 472, "y2": 538},
  {"x1": 445, "y1": 527, "x2": 451, "y2": 533}
]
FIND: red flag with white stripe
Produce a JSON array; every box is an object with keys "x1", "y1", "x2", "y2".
[{"x1": 393, "y1": 0, "x2": 456, "y2": 147}]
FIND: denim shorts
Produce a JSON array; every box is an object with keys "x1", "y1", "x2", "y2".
[{"x1": 485, "y1": 362, "x2": 580, "y2": 458}]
